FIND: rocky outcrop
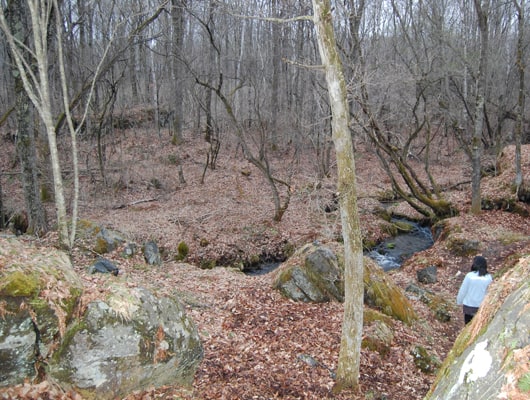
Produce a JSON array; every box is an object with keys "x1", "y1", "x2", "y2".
[
  {"x1": 49, "y1": 285, "x2": 203, "y2": 400},
  {"x1": 272, "y1": 242, "x2": 417, "y2": 324},
  {"x1": 0, "y1": 237, "x2": 203, "y2": 398},
  {"x1": 0, "y1": 237, "x2": 83, "y2": 386},
  {"x1": 425, "y1": 255, "x2": 530, "y2": 400}
]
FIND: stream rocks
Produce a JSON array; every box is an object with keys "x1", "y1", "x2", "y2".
[{"x1": 272, "y1": 242, "x2": 417, "y2": 324}]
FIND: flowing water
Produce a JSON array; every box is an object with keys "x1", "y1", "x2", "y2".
[
  {"x1": 247, "y1": 220, "x2": 434, "y2": 275},
  {"x1": 367, "y1": 219, "x2": 434, "y2": 271}
]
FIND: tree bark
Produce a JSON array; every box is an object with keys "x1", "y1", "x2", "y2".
[
  {"x1": 7, "y1": 0, "x2": 48, "y2": 236},
  {"x1": 471, "y1": 0, "x2": 489, "y2": 214},
  {"x1": 513, "y1": 0, "x2": 525, "y2": 196},
  {"x1": 171, "y1": 0, "x2": 186, "y2": 144},
  {"x1": 312, "y1": 0, "x2": 364, "y2": 392},
  {"x1": 0, "y1": 0, "x2": 68, "y2": 245}
]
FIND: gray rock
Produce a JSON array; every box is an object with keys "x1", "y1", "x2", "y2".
[
  {"x1": 49, "y1": 286, "x2": 203, "y2": 400},
  {"x1": 88, "y1": 258, "x2": 119, "y2": 276},
  {"x1": 122, "y1": 242, "x2": 137, "y2": 258},
  {"x1": 0, "y1": 307, "x2": 37, "y2": 386},
  {"x1": 273, "y1": 243, "x2": 343, "y2": 302},
  {"x1": 274, "y1": 242, "x2": 418, "y2": 324},
  {"x1": 417, "y1": 265, "x2": 437, "y2": 284},
  {"x1": 95, "y1": 228, "x2": 126, "y2": 254},
  {"x1": 0, "y1": 237, "x2": 83, "y2": 386},
  {"x1": 143, "y1": 241, "x2": 162, "y2": 266},
  {"x1": 425, "y1": 256, "x2": 530, "y2": 399}
]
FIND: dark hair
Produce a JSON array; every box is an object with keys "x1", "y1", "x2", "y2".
[{"x1": 471, "y1": 256, "x2": 488, "y2": 276}]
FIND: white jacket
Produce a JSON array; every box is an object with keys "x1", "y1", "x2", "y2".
[{"x1": 457, "y1": 271, "x2": 493, "y2": 308}]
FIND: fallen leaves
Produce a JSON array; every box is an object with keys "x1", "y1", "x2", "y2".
[{"x1": 2, "y1": 131, "x2": 529, "y2": 399}]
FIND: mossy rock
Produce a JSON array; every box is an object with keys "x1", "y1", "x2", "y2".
[
  {"x1": 49, "y1": 285, "x2": 203, "y2": 400},
  {"x1": 411, "y1": 345, "x2": 441, "y2": 374},
  {"x1": 272, "y1": 243, "x2": 343, "y2": 303},
  {"x1": 446, "y1": 235, "x2": 480, "y2": 256},
  {"x1": 273, "y1": 242, "x2": 417, "y2": 324},
  {"x1": 0, "y1": 270, "x2": 40, "y2": 297},
  {"x1": 363, "y1": 258, "x2": 417, "y2": 325},
  {"x1": 362, "y1": 320, "x2": 394, "y2": 357},
  {"x1": 0, "y1": 237, "x2": 84, "y2": 383},
  {"x1": 76, "y1": 219, "x2": 102, "y2": 239},
  {"x1": 76, "y1": 220, "x2": 126, "y2": 254},
  {"x1": 363, "y1": 308, "x2": 394, "y2": 326},
  {"x1": 426, "y1": 255, "x2": 530, "y2": 399}
]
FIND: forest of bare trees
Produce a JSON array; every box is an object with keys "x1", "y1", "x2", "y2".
[
  {"x1": 0, "y1": 0, "x2": 528, "y2": 237},
  {"x1": 0, "y1": 2, "x2": 528, "y2": 397}
]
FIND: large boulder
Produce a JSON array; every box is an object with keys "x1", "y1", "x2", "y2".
[
  {"x1": 49, "y1": 283, "x2": 203, "y2": 400},
  {"x1": 1, "y1": 237, "x2": 203, "y2": 398},
  {"x1": 425, "y1": 255, "x2": 530, "y2": 399},
  {"x1": 0, "y1": 237, "x2": 83, "y2": 386},
  {"x1": 272, "y1": 242, "x2": 417, "y2": 324},
  {"x1": 272, "y1": 242, "x2": 343, "y2": 302}
]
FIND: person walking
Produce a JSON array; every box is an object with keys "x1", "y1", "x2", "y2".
[{"x1": 457, "y1": 256, "x2": 493, "y2": 324}]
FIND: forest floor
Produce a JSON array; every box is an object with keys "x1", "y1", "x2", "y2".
[{"x1": 1, "y1": 127, "x2": 529, "y2": 400}]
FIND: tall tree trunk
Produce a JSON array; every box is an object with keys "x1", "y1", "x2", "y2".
[
  {"x1": 312, "y1": 0, "x2": 364, "y2": 392},
  {"x1": 7, "y1": 0, "x2": 48, "y2": 236},
  {"x1": 171, "y1": 0, "x2": 186, "y2": 144},
  {"x1": 513, "y1": 0, "x2": 525, "y2": 196},
  {"x1": 270, "y1": 0, "x2": 281, "y2": 146},
  {"x1": 471, "y1": 0, "x2": 489, "y2": 214},
  {"x1": 0, "y1": 1, "x2": 69, "y2": 245},
  {"x1": 0, "y1": 170, "x2": 4, "y2": 229},
  {"x1": 54, "y1": 0, "x2": 80, "y2": 248},
  {"x1": 15, "y1": 84, "x2": 48, "y2": 235}
]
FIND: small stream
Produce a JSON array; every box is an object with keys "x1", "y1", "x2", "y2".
[
  {"x1": 246, "y1": 261, "x2": 282, "y2": 276},
  {"x1": 247, "y1": 219, "x2": 434, "y2": 275},
  {"x1": 367, "y1": 219, "x2": 434, "y2": 271}
]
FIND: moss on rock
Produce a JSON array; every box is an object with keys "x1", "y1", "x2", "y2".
[
  {"x1": 0, "y1": 270, "x2": 40, "y2": 297},
  {"x1": 411, "y1": 345, "x2": 441, "y2": 374},
  {"x1": 363, "y1": 258, "x2": 417, "y2": 325}
]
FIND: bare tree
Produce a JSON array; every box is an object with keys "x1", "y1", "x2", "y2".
[
  {"x1": 470, "y1": 0, "x2": 490, "y2": 214},
  {"x1": 312, "y1": 0, "x2": 364, "y2": 392},
  {"x1": 170, "y1": 0, "x2": 186, "y2": 144},
  {"x1": 513, "y1": 0, "x2": 526, "y2": 198},
  {"x1": 0, "y1": 0, "x2": 72, "y2": 246},
  {"x1": 191, "y1": 1, "x2": 293, "y2": 221},
  {"x1": 0, "y1": 0, "x2": 167, "y2": 247},
  {"x1": 5, "y1": 0, "x2": 48, "y2": 236}
]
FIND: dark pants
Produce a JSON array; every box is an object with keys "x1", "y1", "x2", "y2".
[{"x1": 463, "y1": 305, "x2": 479, "y2": 324}]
